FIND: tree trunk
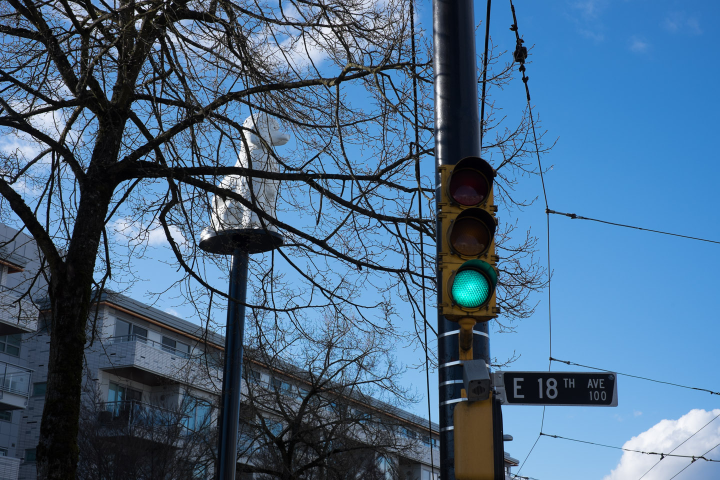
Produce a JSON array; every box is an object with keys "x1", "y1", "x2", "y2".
[{"x1": 35, "y1": 146, "x2": 119, "y2": 479}]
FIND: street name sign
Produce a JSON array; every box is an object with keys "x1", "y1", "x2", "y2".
[{"x1": 493, "y1": 371, "x2": 618, "y2": 407}]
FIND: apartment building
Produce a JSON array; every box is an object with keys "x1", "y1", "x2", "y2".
[
  {"x1": 0, "y1": 232, "x2": 41, "y2": 480},
  {"x1": 0, "y1": 226, "x2": 527, "y2": 480},
  {"x1": 0, "y1": 226, "x2": 442, "y2": 479}
]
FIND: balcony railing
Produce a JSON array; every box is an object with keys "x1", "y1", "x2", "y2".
[
  {"x1": 0, "y1": 286, "x2": 37, "y2": 335},
  {"x1": 0, "y1": 361, "x2": 32, "y2": 397},
  {"x1": 110, "y1": 335, "x2": 202, "y2": 362},
  {"x1": 100, "y1": 400, "x2": 187, "y2": 428}
]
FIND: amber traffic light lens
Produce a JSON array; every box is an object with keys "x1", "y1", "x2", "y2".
[
  {"x1": 448, "y1": 169, "x2": 489, "y2": 206},
  {"x1": 450, "y1": 217, "x2": 491, "y2": 256}
]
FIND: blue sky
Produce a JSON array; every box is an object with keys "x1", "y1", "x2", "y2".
[
  {"x1": 76, "y1": 1, "x2": 720, "y2": 478},
  {"x1": 458, "y1": 1, "x2": 720, "y2": 479}
]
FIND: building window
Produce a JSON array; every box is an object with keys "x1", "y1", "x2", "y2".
[
  {"x1": 266, "y1": 418, "x2": 284, "y2": 437},
  {"x1": 248, "y1": 369, "x2": 265, "y2": 384},
  {"x1": 24, "y1": 448, "x2": 36, "y2": 462},
  {"x1": 162, "y1": 336, "x2": 190, "y2": 357},
  {"x1": 107, "y1": 383, "x2": 142, "y2": 403},
  {"x1": 162, "y1": 336, "x2": 176, "y2": 353},
  {"x1": 353, "y1": 408, "x2": 372, "y2": 424},
  {"x1": 0, "y1": 410, "x2": 12, "y2": 422},
  {"x1": 403, "y1": 427, "x2": 417, "y2": 439},
  {"x1": 0, "y1": 335, "x2": 21, "y2": 357},
  {"x1": 271, "y1": 377, "x2": 292, "y2": 394},
  {"x1": 183, "y1": 397, "x2": 212, "y2": 433},
  {"x1": 32, "y1": 382, "x2": 46, "y2": 397},
  {"x1": 114, "y1": 319, "x2": 148, "y2": 342},
  {"x1": 377, "y1": 455, "x2": 394, "y2": 480},
  {"x1": 193, "y1": 464, "x2": 208, "y2": 480}
]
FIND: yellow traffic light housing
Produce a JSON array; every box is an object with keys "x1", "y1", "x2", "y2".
[{"x1": 439, "y1": 157, "x2": 500, "y2": 322}]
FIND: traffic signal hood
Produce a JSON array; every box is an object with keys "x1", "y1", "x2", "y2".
[{"x1": 439, "y1": 157, "x2": 500, "y2": 322}]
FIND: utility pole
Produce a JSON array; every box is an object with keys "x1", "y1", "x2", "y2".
[{"x1": 434, "y1": 1, "x2": 502, "y2": 479}]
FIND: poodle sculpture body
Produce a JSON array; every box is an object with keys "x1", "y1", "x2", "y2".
[{"x1": 207, "y1": 113, "x2": 290, "y2": 235}]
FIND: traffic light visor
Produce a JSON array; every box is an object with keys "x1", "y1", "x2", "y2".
[{"x1": 450, "y1": 260, "x2": 498, "y2": 309}]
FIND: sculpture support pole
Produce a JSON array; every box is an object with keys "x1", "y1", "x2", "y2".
[
  {"x1": 216, "y1": 248, "x2": 249, "y2": 480},
  {"x1": 201, "y1": 228, "x2": 284, "y2": 480}
]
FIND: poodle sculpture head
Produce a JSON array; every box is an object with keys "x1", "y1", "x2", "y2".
[{"x1": 243, "y1": 113, "x2": 290, "y2": 148}]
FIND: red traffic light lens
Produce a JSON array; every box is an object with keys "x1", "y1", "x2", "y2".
[
  {"x1": 450, "y1": 217, "x2": 491, "y2": 256},
  {"x1": 448, "y1": 168, "x2": 489, "y2": 206}
]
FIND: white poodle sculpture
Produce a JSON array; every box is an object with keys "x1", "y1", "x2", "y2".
[{"x1": 206, "y1": 113, "x2": 290, "y2": 236}]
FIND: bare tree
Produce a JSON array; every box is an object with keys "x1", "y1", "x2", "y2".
[
  {"x1": 237, "y1": 312, "x2": 425, "y2": 480},
  {"x1": 77, "y1": 380, "x2": 215, "y2": 480},
  {"x1": 0, "y1": 0, "x2": 548, "y2": 477}
]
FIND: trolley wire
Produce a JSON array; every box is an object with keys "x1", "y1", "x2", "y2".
[
  {"x1": 479, "y1": 0, "x2": 492, "y2": 151},
  {"x1": 409, "y1": 0, "x2": 436, "y2": 473},
  {"x1": 507, "y1": 1, "x2": 552, "y2": 477},
  {"x1": 550, "y1": 357, "x2": 720, "y2": 397},
  {"x1": 541, "y1": 433, "x2": 720, "y2": 463},
  {"x1": 638, "y1": 411, "x2": 720, "y2": 480},
  {"x1": 667, "y1": 442, "x2": 720, "y2": 480},
  {"x1": 547, "y1": 209, "x2": 720, "y2": 245}
]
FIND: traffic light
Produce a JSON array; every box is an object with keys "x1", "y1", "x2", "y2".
[
  {"x1": 442, "y1": 157, "x2": 504, "y2": 479},
  {"x1": 438, "y1": 156, "x2": 500, "y2": 323}
]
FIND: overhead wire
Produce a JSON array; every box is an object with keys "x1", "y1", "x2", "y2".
[
  {"x1": 507, "y1": 1, "x2": 551, "y2": 477},
  {"x1": 667, "y1": 442, "x2": 720, "y2": 480},
  {"x1": 409, "y1": 0, "x2": 436, "y2": 473},
  {"x1": 541, "y1": 433, "x2": 720, "y2": 463},
  {"x1": 547, "y1": 209, "x2": 720, "y2": 245},
  {"x1": 550, "y1": 357, "x2": 720, "y2": 397},
  {"x1": 638, "y1": 411, "x2": 720, "y2": 480},
  {"x1": 479, "y1": 0, "x2": 492, "y2": 151}
]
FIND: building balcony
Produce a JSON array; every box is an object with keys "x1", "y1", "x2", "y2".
[
  {"x1": 97, "y1": 400, "x2": 188, "y2": 447},
  {"x1": 0, "y1": 287, "x2": 37, "y2": 336},
  {"x1": 0, "y1": 360, "x2": 32, "y2": 410},
  {"x1": 98, "y1": 335, "x2": 221, "y2": 393},
  {"x1": 0, "y1": 456, "x2": 21, "y2": 480}
]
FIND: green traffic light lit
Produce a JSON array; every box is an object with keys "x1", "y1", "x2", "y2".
[
  {"x1": 449, "y1": 259, "x2": 498, "y2": 309},
  {"x1": 452, "y1": 269, "x2": 490, "y2": 308}
]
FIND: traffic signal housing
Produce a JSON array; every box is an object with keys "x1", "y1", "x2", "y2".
[{"x1": 438, "y1": 156, "x2": 500, "y2": 323}]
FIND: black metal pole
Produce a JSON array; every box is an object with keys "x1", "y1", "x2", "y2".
[
  {"x1": 434, "y1": 2, "x2": 490, "y2": 480},
  {"x1": 216, "y1": 248, "x2": 249, "y2": 480}
]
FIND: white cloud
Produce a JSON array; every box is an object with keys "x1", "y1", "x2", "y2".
[
  {"x1": 0, "y1": 137, "x2": 43, "y2": 160},
  {"x1": 164, "y1": 308, "x2": 180, "y2": 317},
  {"x1": 629, "y1": 35, "x2": 650, "y2": 53},
  {"x1": 663, "y1": 12, "x2": 703, "y2": 35},
  {"x1": 147, "y1": 223, "x2": 186, "y2": 247},
  {"x1": 566, "y1": 0, "x2": 608, "y2": 43},
  {"x1": 604, "y1": 409, "x2": 720, "y2": 480},
  {"x1": 578, "y1": 28, "x2": 605, "y2": 42},
  {"x1": 110, "y1": 217, "x2": 186, "y2": 248},
  {"x1": 571, "y1": 0, "x2": 608, "y2": 20}
]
